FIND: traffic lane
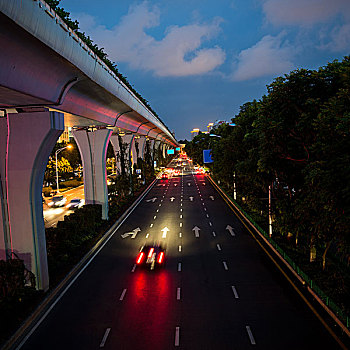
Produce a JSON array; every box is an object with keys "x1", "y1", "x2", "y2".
[
  {"x1": 107, "y1": 220, "x2": 182, "y2": 349},
  {"x1": 185, "y1": 176, "x2": 338, "y2": 348},
  {"x1": 43, "y1": 186, "x2": 85, "y2": 228},
  {"x1": 23, "y1": 182, "x2": 173, "y2": 349}
]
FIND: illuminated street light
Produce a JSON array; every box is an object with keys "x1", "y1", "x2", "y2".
[{"x1": 55, "y1": 144, "x2": 72, "y2": 194}]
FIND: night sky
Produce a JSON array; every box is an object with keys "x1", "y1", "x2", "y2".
[{"x1": 59, "y1": 0, "x2": 350, "y2": 140}]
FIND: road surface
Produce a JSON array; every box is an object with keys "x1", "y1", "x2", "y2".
[{"x1": 23, "y1": 158, "x2": 340, "y2": 349}]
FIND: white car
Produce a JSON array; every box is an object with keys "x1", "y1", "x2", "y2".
[{"x1": 48, "y1": 195, "x2": 67, "y2": 207}]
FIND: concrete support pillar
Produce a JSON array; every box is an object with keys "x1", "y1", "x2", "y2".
[
  {"x1": 0, "y1": 110, "x2": 64, "y2": 290},
  {"x1": 73, "y1": 128, "x2": 112, "y2": 220},
  {"x1": 110, "y1": 134, "x2": 122, "y2": 175},
  {"x1": 163, "y1": 143, "x2": 167, "y2": 158},
  {"x1": 121, "y1": 134, "x2": 135, "y2": 173},
  {"x1": 136, "y1": 136, "x2": 146, "y2": 160}
]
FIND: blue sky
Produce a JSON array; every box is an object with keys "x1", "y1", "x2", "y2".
[{"x1": 59, "y1": 0, "x2": 350, "y2": 140}]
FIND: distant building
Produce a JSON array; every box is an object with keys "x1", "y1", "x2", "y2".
[
  {"x1": 207, "y1": 122, "x2": 214, "y2": 133},
  {"x1": 58, "y1": 126, "x2": 72, "y2": 143},
  {"x1": 191, "y1": 128, "x2": 200, "y2": 140}
]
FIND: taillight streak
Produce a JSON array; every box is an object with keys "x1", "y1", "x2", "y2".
[
  {"x1": 136, "y1": 252, "x2": 144, "y2": 264},
  {"x1": 158, "y1": 252, "x2": 164, "y2": 264},
  {"x1": 148, "y1": 248, "x2": 154, "y2": 258}
]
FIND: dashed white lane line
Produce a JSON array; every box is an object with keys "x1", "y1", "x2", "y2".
[
  {"x1": 153, "y1": 216, "x2": 157, "y2": 220},
  {"x1": 206, "y1": 214, "x2": 209, "y2": 218},
  {"x1": 223, "y1": 261, "x2": 228, "y2": 270},
  {"x1": 178, "y1": 245, "x2": 182, "y2": 252},
  {"x1": 156, "y1": 209, "x2": 159, "y2": 212},
  {"x1": 131, "y1": 264, "x2": 136, "y2": 273},
  {"x1": 246, "y1": 326, "x2": 256, "y2": 345},
  {"x1": 178, "y1": 262, "x2": 182, "y2": 271},
  {"x1": 209, "y1": 222, "x2": 212, "y2": 226},
  {"x1": 180, "y1": 222, "x2": 183, "y2": 227},
  {"x1": 146, "y1": 233, "x2": 149, "y2": 238},
  {"x1": 180, "y1": 208, "x2": 183, "y2": 212},
  {"x1": 216, "y1": 244, "x2": 222, "y2": 251},
  {"x1": 159, "y1": 203, "x2": 162, "y2": 207},
  {"x1": 177, "y1": 287, "x2": 181, "y2": 300},
  {"x1": 100, "y1": 328, "x2": 111, "y2": 348},
  {"x1": 212, "y1": 231, "x2": 216, "y2": 237},
  {"x1": 119, "y1": 288, "x2": 127, "y2": 301},
  {"x1": 202, "y1": 203, "x2": 205, "y2": 206},
  {"x1": 204, "y1": 207, "x2": 207, "y2": 211},
  {"x1": 175, "y1": 326, "x2": 180, "y2": 347},
  {"x1": 180, "y1": 215, "x2": 183, "y2": 219},
  {"x1": 150, "y1": 224, "x2": 153, "y2": 228},
  {"x1": 179, "y1": 232, "x2": 182, "y2": 238},
  {"x1": 231, "y1": 286, "x2": 239, "y2": 299}
]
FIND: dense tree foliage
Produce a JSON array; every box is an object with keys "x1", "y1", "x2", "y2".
[{"x1": 185, "y1": 57, "x2": 350, "y2": 308}]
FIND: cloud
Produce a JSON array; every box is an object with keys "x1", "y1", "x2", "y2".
[
  {"x1": 231, "y1": 33, "x2": 294, "y2": 81},
  {"x1": 321, "y1": 24, "x2": 350, "y2": 52},
  {"x1": 263, "y1": 0, "x2": 350, "y2": 26},
  {"x1": 76, "y1": 2, "x2": 225, "y2": 77}
]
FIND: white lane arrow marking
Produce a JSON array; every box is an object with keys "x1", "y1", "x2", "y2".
[
  {"x1": 189, "y1": 196, "x2": 194, "y2": 201},
  {"x1": 170, "y1": 197, "x2": 175, "y2": 202},
  {"x1": 146, "y1": 197, "x2": 157, "y2": 203},
  {"x1": 226, "y1": 225, "x2": 235, "y2": 236},
  {"x1": 192, "y1": 226, "x2": 200, "y2": 237},
  {"x1": 161, "y1": 226, "x2": 170, "y2": 238},
  {"x1": 209, "y1": 196, "x2": 214, "y2": 200},
  {"x1": 121, "y1": 227, "x2": 141, "y2": 239}
]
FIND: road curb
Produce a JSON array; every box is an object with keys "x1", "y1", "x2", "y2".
[{"x1": 3, "y1": 177, "x2": 158, "y2": 350}]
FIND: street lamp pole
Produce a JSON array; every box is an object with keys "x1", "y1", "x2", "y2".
[{"x1": 55, "y1": 145, "x2": 72, "y2": 194}]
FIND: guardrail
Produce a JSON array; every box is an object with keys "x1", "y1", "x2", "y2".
[{"x1": 207, "y1": 175, "x2": 350, "y2": 337}]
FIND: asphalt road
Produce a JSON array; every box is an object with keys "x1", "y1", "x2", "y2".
[
  {"x1": 22, "y1": 158, "x2": 340, "y2": 349},
  {"x1": 43, "y1": 186, "x2": 84, "y2": 228}
]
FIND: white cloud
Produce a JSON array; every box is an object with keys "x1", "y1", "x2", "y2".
[
  {"x1": 263, "y1": 0, "x2": 350, "y2": 26},
  {"x1": 322, "y1": 24, "x2": 350, "y2": 52},
  {"x1": 76, "y1": 2, "x2": 225, "y2": 77},
  {"x1": 231, "y1": 33, "x2": 294, "y2": 81}
]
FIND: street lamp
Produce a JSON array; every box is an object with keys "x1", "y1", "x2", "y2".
[{"x1": 55, "y1": 144, "x2": 72, "y2": 194}]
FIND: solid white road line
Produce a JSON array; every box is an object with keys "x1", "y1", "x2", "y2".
[
  {"x1": 177, "y1": 287, "x2": 181, "y2": 300},
  {"x1": 216, "y1": 244, "x2": 221, "y2": 251},
  {"x1": 212, "y1": 231, "x2": 216, "y2": 237},
  {"x1": 223, "y1": 261, "x2": 228, "y2": 270},
  {"x1": 179, "y1": 245, "x2": 182, "y2": 252},
  {"x1": 246, "y1": 326, "x2": 256, "y2": 345},
  {"x1": 178, "y1": 262, "x2": 182, "y2": 271},
  {"x1": 119, "y1": 288, "x2": 127, "y2": 301},
  {"x1": 175, "y1": 327, "x2": 180, "y2": 347},
  {"x1": 100, "y1": 328, "x2": 111, "y2": 348},
  {"x1": 231, "y1": 286, "x2": 239, "y2": 299}
]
